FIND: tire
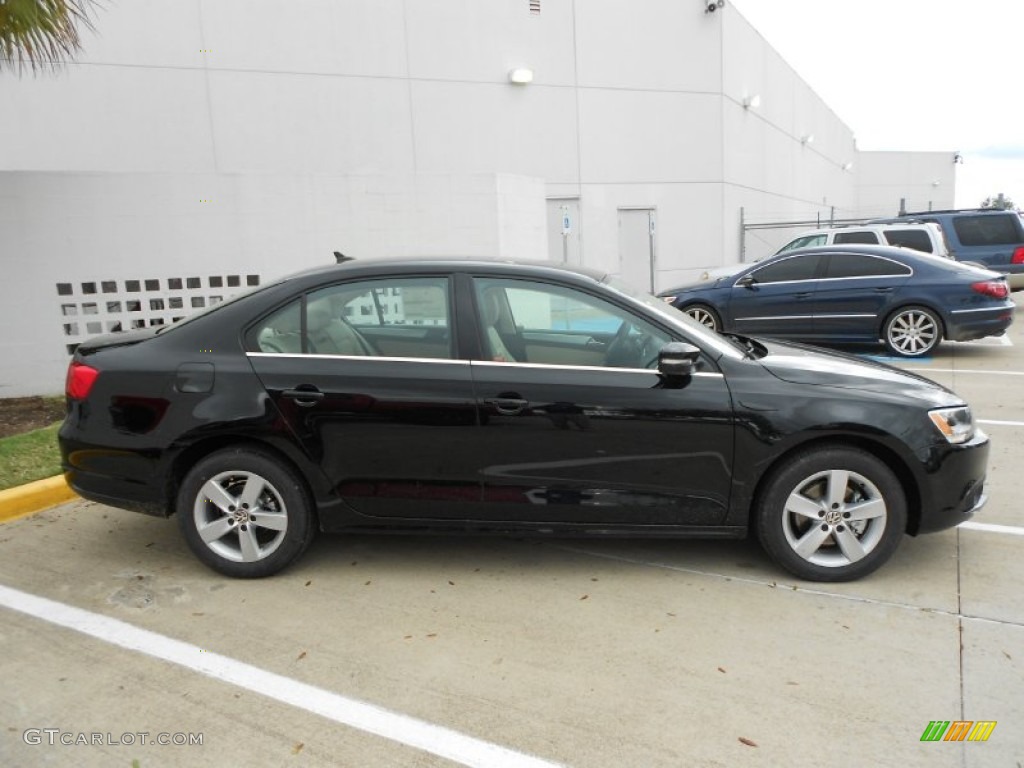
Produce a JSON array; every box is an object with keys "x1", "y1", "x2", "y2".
[
  {"x1": 755, "y1": 446, "x2": 907, "y2": 582},
  {"x1": 177, "y1": 447, "x2": 316, "y2": 578},
  {"x1": 684, "y1": 303, "x2": 721, "y2": 332},
  {"x1": 883, "y1": 306, "x2": 942, "y2": 357}
]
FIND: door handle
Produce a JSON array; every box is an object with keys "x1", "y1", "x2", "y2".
[
  {"x1": 793, "y1": 292, "x2": 813, "y2": 299},
  {"x1": 484, "y1": 397, "x2": 529, "y2": 416},
  {"x1": 282, "y1": 387, "x2": 324, "y2": 407},
  {"x1": 874, "y1": 287, "x2": 893, "y2": 293}
]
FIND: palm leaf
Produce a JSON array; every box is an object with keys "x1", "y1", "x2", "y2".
[{"x1": 0, "y1": 0, "x2": 99, "y2": 74}]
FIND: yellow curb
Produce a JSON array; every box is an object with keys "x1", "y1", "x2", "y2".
[{"x1": 0, "y1": 475, "x2": 79, "y2": 524}]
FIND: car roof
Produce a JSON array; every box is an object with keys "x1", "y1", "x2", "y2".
[
  {"x1": 759, "y1": 243, "x2": 964, "y2": 269},
  {"x1": 767, "y1": 243, "x2": 920, "y2": 259},
  {"x1": 285, "y1": 255, "x2": 610, "y2": 284},
  {"x1": 793, "y1": 222, "x2": 939, "y2": 234}
]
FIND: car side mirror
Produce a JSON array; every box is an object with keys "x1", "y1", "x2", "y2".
[
  {"x1": 736, "y1": 276, "x2": 757, "y2": 290},
  {"x1": 658, "y1": 342, "x2": 701, "y2": 377}
]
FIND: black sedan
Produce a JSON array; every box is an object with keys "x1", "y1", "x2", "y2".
[
  {"x1": 60, "y1": 257, "x2": 990, "y2": 581},
  {"x1": 658, "y1": 245, "x2": 1015, "y2": 357}
]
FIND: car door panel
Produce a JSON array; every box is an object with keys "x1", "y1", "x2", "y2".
[
  {"x1": 728, "y1": 281, "x2": 818, "y2": 337},
  {"x1": 725, "y1": 253, "x2": 824, "y2": 339},
  {"x1": 812, "y1": 253, "x2": 913, "y2": 340},
  {"x1": 468, "y1": 363, "x2": 734, "y2": 526},
  {"x1": 249, "y1": 354, "x2": 482, "y2": 520}
]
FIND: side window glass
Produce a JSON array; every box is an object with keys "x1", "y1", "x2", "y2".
[
  {"x1": 834, "y1": 231, "x2": 880, "y2": 245},
  {"x1": 308, "y1": 278, "x2": 451, "y2": 358},
  {"x1": 473, "y1": 278, "x2": 671, "y2": 369},
  {"x1": 952, "y1": 214, "x2": 1021, "y2": 246},
  {"x1": 749, "y1": 254, "x2": 821, "y2": 284},
  {"x1": 248, "y1": 277, "x2": 452, "y2": 358},
  {"x1": 778, "y1": 234, "x2": 826, "y2": 253},
  {"x1": 826, "y1": 254, "x2": 911, "y2": 279},
  {"x1": 251, "y1": 300, "x2": 303, "y2": 354},
  {"x1": 884, "y1": 230, "x2": 932, "y2": 252}
]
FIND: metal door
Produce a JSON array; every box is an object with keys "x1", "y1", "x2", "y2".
[{"x1": 618, "y1": 208, "x2": 656, "y2": 292}]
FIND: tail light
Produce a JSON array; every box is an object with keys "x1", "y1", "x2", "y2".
[
  {"x1": 970, "y1": 280, "x2": 1009, "y2": 300},
  {"x1": 1012, "y1": 246, "x2": 1024, "y2": 265},
  {"x1": 66, "y1": 361, "x2": 99, "y2": 400}
]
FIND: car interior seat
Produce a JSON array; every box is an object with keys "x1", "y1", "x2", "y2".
[
  {"x1": 481, "y1": 289, "x2": 518, "y2": 362},
  {"x1": 306, "y1": 299, "x2": 374, "y2": 356},
  {"x1": 257, "y1": 308, "x2": 303, "y2": 353}
]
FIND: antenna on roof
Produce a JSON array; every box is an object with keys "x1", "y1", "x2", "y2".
[{"x1": 333, "y1": 251, "x2": 354, "y2": 264}]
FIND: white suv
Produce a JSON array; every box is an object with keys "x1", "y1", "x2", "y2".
[
  {"x1": 777, "y1": 222, "x2": 949, "y2": 258},
  {"x1": 695, "y1": 222, "x2": 950, "y2": 283}
]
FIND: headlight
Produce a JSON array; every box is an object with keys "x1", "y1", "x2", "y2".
[
  {"x1": 928, "y1": 406, "x2": 974, "y2": 444},
  {"x1": 661, "y1": 296, "x2": 677, "y2": 304}
]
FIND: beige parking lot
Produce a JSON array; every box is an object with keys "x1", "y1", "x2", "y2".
[{"x1": 1, "y1": 300, "x2": 1022, "y2": 767}]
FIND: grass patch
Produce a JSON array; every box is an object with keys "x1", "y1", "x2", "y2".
[{"x1": 0, "y1": 422, "x2": 63, "y2": 491}]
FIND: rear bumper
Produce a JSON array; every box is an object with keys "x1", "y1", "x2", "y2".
[
  {"x1": 946, "y1": 305, "x2": 1014, "y2": 342},
  {"x1": 59, "y1": 428, "x2": 170, "y2": 517}
]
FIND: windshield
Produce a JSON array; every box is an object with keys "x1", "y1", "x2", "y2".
[{"x1": 600, "y1": 275, "x2": 746, "y2": 360}]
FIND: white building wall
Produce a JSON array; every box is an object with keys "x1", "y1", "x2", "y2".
[
  {"x1": 857, "y1": 151, "x2": 957, "y2": 217},
  {"x1": 0, "y1": 0, "x2": 952, "y2": 395},
  {"x1": 0, "y1": 172, "x2": 544, "y2": 397}
]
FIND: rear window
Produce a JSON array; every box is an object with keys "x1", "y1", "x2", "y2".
[
  {"x1": 884, "y1": 229, "x2": 933, "y2": 253},
  {"x1": 952, "y1": 214, "x2": 1023, "y2": 246}
]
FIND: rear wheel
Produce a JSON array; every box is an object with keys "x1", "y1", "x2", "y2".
[
  {"x1": 755, "y1": 446, "x2": 906, "y2": 582},
  {"x1": 884, "y1": 306, "x2": 941, "y2": 357},
  {"x1": 683, "y1": 304, "x2": 720, "y2": 332},
  {"x1": 177, "y1": 447, "x2": 316, "y2": 578}
]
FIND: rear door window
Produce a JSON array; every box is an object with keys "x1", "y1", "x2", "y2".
[
  {"x1": 833, "y1": 231, "x2": 880, "y2": 245},
  {"x1": 884, "y1": 229, "x2": 933, "y2": 252},
  {"x1": 824, "y1": 254, "x2": 912, "y2": 279}
]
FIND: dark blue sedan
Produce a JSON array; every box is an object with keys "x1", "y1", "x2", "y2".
[{"x1": 657, "y1": 245, "x2": 1015, "y2": 357}]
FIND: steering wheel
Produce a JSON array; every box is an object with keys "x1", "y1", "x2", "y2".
[{"x1": 605, "y1": 321, "x2": 643, "y2": 367}]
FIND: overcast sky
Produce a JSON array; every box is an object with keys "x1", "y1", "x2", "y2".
[{"x1": 729, "y1": 0, "x2": 1024, "y2": 210}]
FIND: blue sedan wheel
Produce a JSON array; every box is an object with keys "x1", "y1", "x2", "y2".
[
  {"x1": 684, "y1": 304, "x2": 720, "y2": 332},
  {"x1": 884, "y1": 306, "x2": 942, "y2": 357}
]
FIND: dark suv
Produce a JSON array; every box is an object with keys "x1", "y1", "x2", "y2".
[{"x1": 872, "y1": 209, "x2": 1024, "y2": 290}]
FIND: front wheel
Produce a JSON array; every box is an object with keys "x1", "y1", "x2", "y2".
[
  {"x1": 177, "y1": 447, "x2": 316, "y2": 578},
  {"x1": 884, "y1": 306, "x2": 942, "y2": 357},
  {"x1": 683, "y1": 304, "x2": 721, "y2": 332},
  {"x1": 755, "y1": 447, "x2": 907, "y2": 582}
]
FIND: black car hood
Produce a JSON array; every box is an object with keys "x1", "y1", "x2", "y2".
[{"x1": 754, "y1": 338, "x2": 960, "y2": 406}]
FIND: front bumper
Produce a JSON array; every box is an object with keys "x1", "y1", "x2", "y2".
[{"x1": 913, "y1": 428, "x2": 990, "y2": 535}]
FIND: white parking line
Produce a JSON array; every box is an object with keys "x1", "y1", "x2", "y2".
[
  {"x1": 977, "y1": 419, "x2": 1024, "y2": 427},
  {"x1": 906, "y1": 368, "x2": 1024, "y2": 376},
  {"x1": 960, "y1": 522, "x2": 1024, "y2": 537},
  {"x1": 0, "y1": 584, "x2": 562, "y2": 768}
]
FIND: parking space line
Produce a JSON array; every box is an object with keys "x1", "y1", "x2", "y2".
[
  {"x1": 960, "y1": 522, "x2": 1024, "y2": 537},
  {"x1": 902, "y1": 368, "x2": 1024, "y2": 376},
  {"x1": 0, "y1": 584, "x2": 562, "y2": 768},
  {"x1": 977, "y1": 419, "x2": 1024, "y2": 427}
]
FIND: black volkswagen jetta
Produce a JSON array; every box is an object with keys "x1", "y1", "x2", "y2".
[{"x1": 59, "y1": 258, "x2": 989, "y2": 581}]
